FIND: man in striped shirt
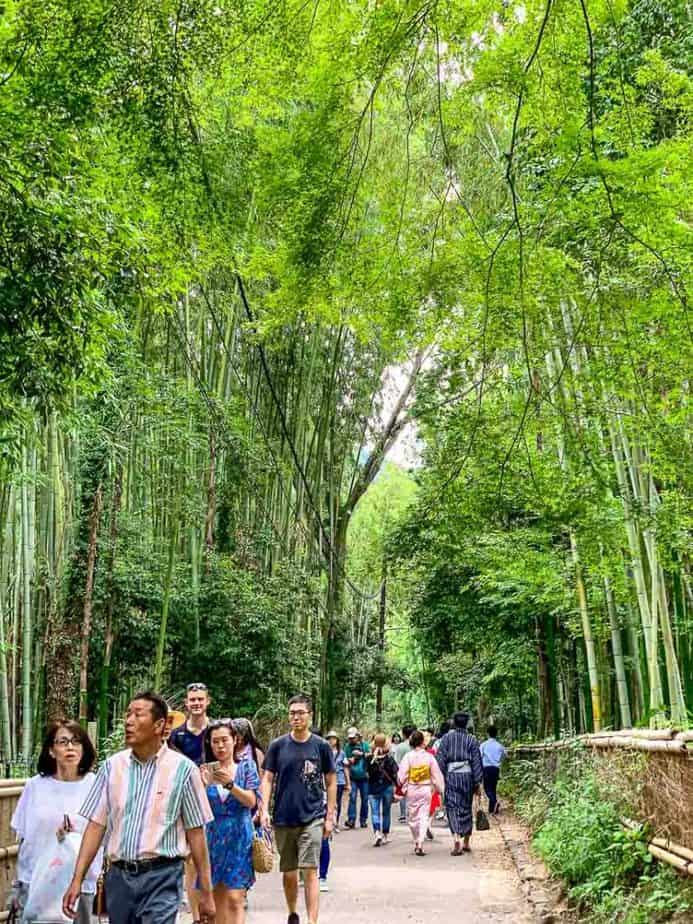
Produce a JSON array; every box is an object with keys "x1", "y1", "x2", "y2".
[{"x1": 62, "y1": 690, "x2": 216, "y2": 924}]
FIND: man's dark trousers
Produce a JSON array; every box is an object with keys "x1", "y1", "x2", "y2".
[
  {"x1": 483, "y1": 766, "x2": 500, "y2": 814},
  {"x1": 106, "y1": 859, "x2": 183, "y2": 924}
]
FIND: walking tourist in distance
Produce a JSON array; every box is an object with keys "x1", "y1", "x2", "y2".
[
  {"x1": 260, "y1": 694, "x2": 336, "y2": 924},
  {"x1": 169, "y1": 681, "x2": 213, "y2": 763},
  {"x1": 394, "y1": 723, "x2": 416, "y2": 823},
  {"x1": 200, "y1": 719, "x2": 261, "y2": 924},
  {"x1": 480, "y1": 725, "x2": 507, "y2": 815},
  {"x1": 9, "y1": 720, "x2": 101, "y2": 923},
  {"x1": 397, "y1": 729, "x2": 444, "y2": 856},
  {"x1": 233, "y1": 717, "x2": 265, "y2": 773},
  {"x1": 313, "y1": 728, "x2": 334, "y2": 894},
  {"x1": 325, "y1": 730, "x2": 350, "y2": 830},
  {"x1": 343, "y1": 726, "x2": 369, "y2": 828},
  {"x1": 169, "y1": 681, "x2": 213, "y2": 919},
  {"x1": 436, "y1": 712, "x2": 484, "y2": 856},
  {"x1": 62, "y1": 690, "x2": 216, "y2": 924},
  {"x1": 365, "y1": 732, "x2": 398, "y2": 846}
]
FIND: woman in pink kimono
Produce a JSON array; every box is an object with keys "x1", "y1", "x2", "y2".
[{"x1": 397, "y1": 729, "x2": 445, "y2": 855}]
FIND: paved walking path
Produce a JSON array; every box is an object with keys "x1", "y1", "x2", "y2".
[{"x1": 183, "y1": 814, "x2": 533, "y2": 923}]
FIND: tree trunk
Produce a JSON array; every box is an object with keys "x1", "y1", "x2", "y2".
[{"x1": 375, "y1": 562, "x2": 387, "y2": 728}]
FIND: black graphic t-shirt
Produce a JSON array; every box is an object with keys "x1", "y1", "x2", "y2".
[{"x1": 264, "y1": 733, "x2": 336, "y2": 826}]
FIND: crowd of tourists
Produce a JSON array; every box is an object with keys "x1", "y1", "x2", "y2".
[{"x1": 6, "y1": 683, "x2": 506, "y2": 924}]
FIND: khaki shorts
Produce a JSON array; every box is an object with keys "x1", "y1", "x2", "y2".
[{"x1": 274, "y1": 818, "x2": 324, "y2": 872}]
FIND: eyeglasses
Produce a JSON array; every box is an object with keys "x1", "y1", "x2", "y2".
[
  {"x1": 187, "y1": 683, "x2": 208, "y2": 692},
  {"x1": 289, "y1": 710, "x2": 308, "y2": 717},
  {"x1": 54, "y1": 737, "x2": 82, "y2": 747}
]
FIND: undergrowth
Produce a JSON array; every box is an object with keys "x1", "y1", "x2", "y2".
[{"x1": 505, "y1": 754, "x2": 693, "y2": 922}]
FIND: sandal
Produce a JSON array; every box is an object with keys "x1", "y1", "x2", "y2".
[
  {"x1": 451, "y1": 845, "x2": 463, "y2": 856},
  {"x1": 462, "y1": 845, "x2": 472, "y2": 852},
  {"x1": 415, "y1": 846, "x2": 425, "y2": 856}
]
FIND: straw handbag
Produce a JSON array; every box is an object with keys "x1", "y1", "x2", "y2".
[{"x1": 252, "y1": 828, "x2": 274, "y2": 873}]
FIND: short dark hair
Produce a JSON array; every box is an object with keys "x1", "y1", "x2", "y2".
[
  {"x1": 487, "y1": 725, "x2": 498, "y2": 738},
  {"x1": 402, "y1": 723, "x2": 416, "y2": 738},
  {"x1": 437, "y1": 720, "x2": 452, "y2": 738},
  {"x1": 37, "y1": 720, "x2": 96, "y2": 777},
  {"x1": 288, "y1": 693, "x2": 313, "y2": 712},
  {"x1": 453, "y1": 712, "x2": 470, "y2": 730},
  {"x1": 131, "y1": 690, "x2": 168, "y2": 724},
  {"x1": 410, "y1": 729, "x2": 424, "y2": 748}
]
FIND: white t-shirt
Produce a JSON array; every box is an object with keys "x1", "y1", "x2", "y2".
[{"x1": 11, "y1": 773, "x2": 103, "y2": 892}]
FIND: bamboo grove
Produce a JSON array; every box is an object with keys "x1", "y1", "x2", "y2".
[{"x1": 0, "y1": 0, "x2": 691, "y2": 757}]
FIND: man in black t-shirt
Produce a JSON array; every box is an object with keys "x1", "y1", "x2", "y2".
[{"x1": 261, "y1": 694, "x2": 336, "y2": 924}]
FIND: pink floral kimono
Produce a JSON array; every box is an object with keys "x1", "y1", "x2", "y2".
[{"x1": 397, "y1": 747, "x2": 445, "y2": 846}]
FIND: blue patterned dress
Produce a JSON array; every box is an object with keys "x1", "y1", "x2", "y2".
[{"x1": 205, "y1": 759, "x2": 261, "y2": 890}]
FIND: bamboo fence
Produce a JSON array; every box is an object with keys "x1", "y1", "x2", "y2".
[
  {"x1": 511, "y1": 729, "x2": 693, "y2": 875},
  {"x1": 0, "y1": 779, "x2": 24, "y2": 909}
]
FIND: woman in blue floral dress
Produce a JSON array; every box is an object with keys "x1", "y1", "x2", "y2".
[{"x1": 200, "y1": 719, "x2": 261, "y2": 924}]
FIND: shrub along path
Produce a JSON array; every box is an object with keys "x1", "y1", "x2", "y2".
[{"x1": 183, "y1": 812, "x2": 533, "y2": 922}]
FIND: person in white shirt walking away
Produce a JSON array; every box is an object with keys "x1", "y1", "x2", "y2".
[{"x1": 480, "y1": 725, "x2": 506, "y2": 815}]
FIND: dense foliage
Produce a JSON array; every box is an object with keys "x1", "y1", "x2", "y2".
[
  {"x1": 0, "y1": 0, "x2": 690, "y2": 756},
  {"x1": 507, "y1": 755, "x2": 693, "y2": 922}
]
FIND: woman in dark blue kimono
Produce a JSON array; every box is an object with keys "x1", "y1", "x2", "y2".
[
  {"x1": 200, "y1": 719, "x2": 261, "y2": 924},
  {"x1": 435, "y1": 712, "x2": 483, "y2": 855}
]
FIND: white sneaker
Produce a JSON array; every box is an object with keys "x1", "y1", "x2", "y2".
[
  {"x1": 374, "y1": 831, "x2": 383, "y2": 847},
  {"x1": 319, "y1": 878, "x2": 329, "y2": 892},
  {"x1": 382, "y1": 834, "x2": 390, "y2": 845}
]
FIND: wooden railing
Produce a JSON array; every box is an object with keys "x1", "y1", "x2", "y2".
[
  {"x1": 513, "y1": 728, "x2": 693, "y2": 755},
  {"x1": 0, "y1": 779, "x2": 25, "y2": 912}
]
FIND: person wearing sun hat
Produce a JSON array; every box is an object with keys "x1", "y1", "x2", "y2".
[
  {"x1": 325, "y1": 731, "x2": 350, "y2": 831},
  {"x1": 343, "y1": 727, "x2": 369, "y2": 829}
]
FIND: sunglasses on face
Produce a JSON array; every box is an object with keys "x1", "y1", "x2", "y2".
[{"x1": 187, "y1": 683, "x2": 208, "y2": 692}]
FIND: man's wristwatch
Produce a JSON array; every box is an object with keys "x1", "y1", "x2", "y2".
[{"x1": 225, "y1": 779, "x2": 235, "y2": 791}]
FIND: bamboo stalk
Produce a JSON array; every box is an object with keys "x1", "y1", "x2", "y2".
[
  {"x1": 0, "y1": 486, "x2": 14, "y2": 761},
  {"x1": 20, "y1": 443, "x2": 34, "y2": 759},
  {"x1": 78, "y1": 482, "x2": 104, "y2": 725},
  {"x1": 604, "y1": 571, "x2": 632, "y2": 728},
  {"x1": 154, "y1": 516, "x2": 179, "y2": 689}
]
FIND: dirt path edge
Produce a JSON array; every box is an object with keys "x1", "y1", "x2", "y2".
[{"x1": 494, "y1": 813, "x2": 571, "y2": 923}]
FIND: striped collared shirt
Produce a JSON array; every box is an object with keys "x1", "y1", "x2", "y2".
[{"x1": 80, "y1": 744, "x2": 212, "y2": 861}]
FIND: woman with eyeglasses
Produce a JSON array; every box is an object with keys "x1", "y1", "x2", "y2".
[
  {"x1": 9, "y1": 720, "x2": 102, "y2": 923},
  {"x1": 198, "y1": 719, "x2": 260, "y2": 924}
]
